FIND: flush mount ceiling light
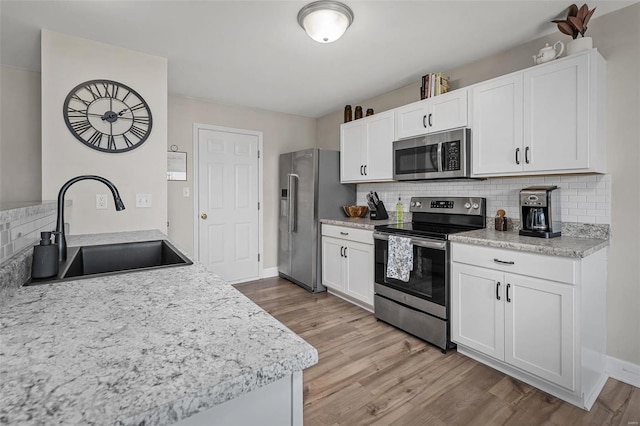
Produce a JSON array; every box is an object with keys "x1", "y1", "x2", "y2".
[{"x1": 297, "y1": 1, "x2": 354, "y2": 43}]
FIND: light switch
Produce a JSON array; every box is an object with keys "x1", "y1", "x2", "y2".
[{"x1": 135, "y1": 193, "x2": 152, "y2": 208}]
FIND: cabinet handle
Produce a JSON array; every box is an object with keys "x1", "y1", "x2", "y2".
[
  {"x1": 360, "y1": 165, "x2": 364, "y2": 176},
  {"x1": 506, "y1": 283, "x2": 511, "y2": 303},
  {"x1": 340, "y1": 231, "x2": 349, "y2": 236},
  {"x1": 340, "y1": 246, "x2": 345, "y2": 257},
  {"x1": 344, "y1": 247, "x2": 348, "y2": 258},
  {"x1": 428, "y1": 113, "x2": 433, "y2": 127},
  {"x1": 496, "y1": 282, "x2": 501, "y2": 300},
  {"x1": 493, "y1": 258, "x2": 515, "y2": 265},
  {"x1": 525, "y1": 146, "x2": 530, "y2": 164},
  {"x1": 515, "y1": 148, "x2": 520, "y2": 165},
  {"x1": 423, "y1": 115, "x2": 427, "y2": 128},
  {"x1": 363, "y1": 165, "x2": 367, "y2": 175}
]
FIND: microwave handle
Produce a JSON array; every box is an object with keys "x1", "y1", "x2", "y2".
[{"x1": 437, "y1": 143, "x2": 443, "y2": 172}]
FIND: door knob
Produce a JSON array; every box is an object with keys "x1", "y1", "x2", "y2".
[{"x1": 201, "y1": 213, "x2": 208, "y2": 220}]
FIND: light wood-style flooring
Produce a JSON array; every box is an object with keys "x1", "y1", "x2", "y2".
[{"x1": 235, "y1": 277, "x2": 639, "y2": 426}]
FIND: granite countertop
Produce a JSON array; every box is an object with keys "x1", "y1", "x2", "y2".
[
  {"x1": 449, "y1": 228, "x2": 608, "y2": 258},
  {"x1": 0, "y1": 230, "x2": 318, "y2": 425},
  {"x1": 321, "y1": 216, "x2": 404, "y2": 230}
]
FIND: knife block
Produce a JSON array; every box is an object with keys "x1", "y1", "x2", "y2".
[{"x1": 370, "y1": 201, "x2": 389, "y2": 220}]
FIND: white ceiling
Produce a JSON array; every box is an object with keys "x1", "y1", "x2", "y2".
[{"x1": 1, "y1": 1, "x2": 634, "y2": 118}]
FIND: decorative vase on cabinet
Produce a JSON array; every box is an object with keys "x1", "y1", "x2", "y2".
[{"x1": 567, "y1": 37, "x2": 592, "y2": 55}]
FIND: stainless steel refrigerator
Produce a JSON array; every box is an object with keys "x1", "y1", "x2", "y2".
[{"x1": 278, "y1": 149, "x2": 355, "y2": 293}]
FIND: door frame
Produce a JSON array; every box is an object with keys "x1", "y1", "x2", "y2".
[{"x1": 192, "y1": 123, "x2": 264, "y2": 282}]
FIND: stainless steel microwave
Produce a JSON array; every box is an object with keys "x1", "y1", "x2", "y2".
[{"x1": 393, "y1": 128, "x2": 471, "y2": 180}]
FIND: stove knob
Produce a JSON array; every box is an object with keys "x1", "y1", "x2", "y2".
[
  {"x1": 415, "y1": 201, "x2": 422, "y2": 208},
  {"x1": 410, "y1": 201, "x2": 415, "y2": 207},
  {"x1": 464, "y1": 202, "x2": 471, "y2": 209},
  {"x1": 472, "y1": 203, "x2": 480, "y2": 209}
]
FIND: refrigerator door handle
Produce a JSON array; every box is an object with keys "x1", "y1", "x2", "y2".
[{"x1": 287, "y1": 173, "x2": 299, "y2": 233}]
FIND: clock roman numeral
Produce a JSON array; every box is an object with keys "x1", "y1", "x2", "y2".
[
  {"x1": 71, "y1": 120, "x2": 92, "y2": 135},
  {"x1": 85, "y1": 84, "x2": 102, "y2": 100},
  {"x1": 129, "y1": 124, "x2": 147, "y2": 139},
  {"x1": 129, "y1": 102, "x2": 147, "y2": 112},
  {"x1": 122, "y1": 133, "x2": 134, "y2": 147},
  {"x1": 101, "y1": 82, "x2": 113, "y2": 98},
  {"x1": 107, "y1": 135, "x2": 116, "y2": 150},
  {"x1": 67, "y1": 107, "x2": 87, "y2": 118},
  {"x1": 86, "y1": 130, "x2": 103, "y2": 147},
  {"x1": 132, "y1": 116, "x2": 150, "y2": 125},
  {"x1": 71, "y1": 94, "x2": 91, "y2": 107}
]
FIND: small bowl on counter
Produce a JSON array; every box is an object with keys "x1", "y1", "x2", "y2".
[{"x1": 343, "y1": 205, "x2": 369, "y2": 218}]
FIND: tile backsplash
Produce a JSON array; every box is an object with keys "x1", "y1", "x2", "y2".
[
  {"x1": 0, "y1": 203, "x2": 58, "y2": 265},
  {"x1": 357, "y1": 174, "x2": 611, "y2": 225}
]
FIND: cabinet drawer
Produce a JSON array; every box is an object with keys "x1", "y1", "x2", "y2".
[
  {"x1": 451, "y1": 243, "x2": 576, "y2": 284},
  {"x1": 322, "y1": 224, "x2": 373, "y2": 245}
]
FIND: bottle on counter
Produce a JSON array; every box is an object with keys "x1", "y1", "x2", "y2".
[
  {"x1": 31, "y1": 231, "x2": 58, "y2": 279},
  {"x1": 395, "y1": 195, "x2": 403, "y2": 223}
]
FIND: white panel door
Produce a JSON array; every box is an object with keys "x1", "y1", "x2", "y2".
[
  {"x1": 198, "y1": 128, "x2": 259, "y2": 282},
  {"x1": 428, "y1": 89, "x2": 468, "y2": 133},
  {"x1": 364, "y1": 110, "x2": 394, "y2": 181},
  {"x1": 394, "y1": 100, "x2": 429, "y2": 139},
  {"x1": 472, "y1": 74, "x2": 523, "y2": 175},
  {"x1": 344, "y1": 241, "x2": 374, "y2": 306},
  {"x1": 504, "y1": 274, "x2": 575, "y2": 390},
  {"x1": 321, "y1": 237, "x2": 345, "y2": 291},
  {"x1": 340, "y1": 120, "x2": 365, "y2": 182},
  {"x1": 523, "y1": 54, "x2": 589, "y2": 172},
  {"x1": 451, "y1": 263, "x2": 505, "y2": 360}
]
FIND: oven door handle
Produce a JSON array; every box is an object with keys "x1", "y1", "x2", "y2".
[
  {"x1": 437, "y1": 143, "x2": 443, "y2": 172},
  {"x1": 373, "y1": 232, "x2": 447, "y2": 250}
]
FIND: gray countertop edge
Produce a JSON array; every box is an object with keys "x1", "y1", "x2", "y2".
[
  {"x1": 321, "y1": 218, "x2": 608, "y2": 258},
  {"x1": 321, "y1": 217, "x2": 401, "y2": 230},
  {"x1": 449, "y1": 229, "x2": 608, "y2": 258}
]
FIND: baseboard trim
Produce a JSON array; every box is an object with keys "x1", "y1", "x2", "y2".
[
  {"x1": 606, "y1": 356, "x2": 640, "y2": 388},
  {"x1": 262, "y1": 267, "x2": 279, "y2": 278}
]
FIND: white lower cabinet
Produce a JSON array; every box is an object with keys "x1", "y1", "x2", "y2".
[
  {"x1": 321, "y1": 224, "x2": 374, "y2": 311},
  {"x1": 451, "y1": 242, "x2": 607, "y2": 410}
]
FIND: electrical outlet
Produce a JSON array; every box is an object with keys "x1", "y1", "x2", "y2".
[
  {"x1": 135, "y1": 193, "x2": 152, "y2": 208},
  {"x1": 96, "y1": 194, "x2": 108, "y2": 209},
  {"x1": 183, "y1": 187, "x2": 190, "y2": 197}
]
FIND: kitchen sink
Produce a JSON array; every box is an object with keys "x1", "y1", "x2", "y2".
[{"x1": 26, "y1": 239, "x2": 192, "y2": 285}]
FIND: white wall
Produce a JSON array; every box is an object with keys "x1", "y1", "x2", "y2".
[
  {"x1": 167, "y1": 95, "x2": 316, "y2": 266},
  {"x1": 0, "y1": 66, "x2": 41, "y2": 202},
  {"x1": 41, "y1": 30, "x2": 168, "y2": 235},
  {"x1": 317, "y1": 3, "x2": 640, "y2": 365}
]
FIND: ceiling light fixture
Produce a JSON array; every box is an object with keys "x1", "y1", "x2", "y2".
[{"x1": 297, "y1": 1, "x2": 354, "y2": 43}]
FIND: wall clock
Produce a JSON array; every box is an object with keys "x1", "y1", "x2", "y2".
[{"x1": 63, "y1": 79, "x2": 153, "y2": 153}]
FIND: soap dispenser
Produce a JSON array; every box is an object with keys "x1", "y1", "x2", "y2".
[{"x1": 31, "y1": 231, "x2": 58, "y2": 279}]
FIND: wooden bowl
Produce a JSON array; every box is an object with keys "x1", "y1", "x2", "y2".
[{"x1": 343, "y1": 205, "x2": 369, "y2": 218}]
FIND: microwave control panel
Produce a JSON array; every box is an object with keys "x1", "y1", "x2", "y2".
[{"x1": 442, "y1": 141, "x2": 460, "y2": 171}]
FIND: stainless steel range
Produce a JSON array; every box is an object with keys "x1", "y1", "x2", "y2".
[{"x1": 373, "y1": 196, "x2": 486, "y2": 352}]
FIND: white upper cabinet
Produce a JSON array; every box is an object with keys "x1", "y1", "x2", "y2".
[
  {"x1": 340, "y1": 110, "x2": 394, "y2": 183},
  {"x1": 523, "y1": 54, "x2": 590, "y2": 172},
  {"x1": 471, "y1": 49, "x2": 606, "y2": 177},
  {"x1": 472, "y1": 74, "x2": 523, "y2": 175},
  {"x1": 395, "y1": 89, "x2": 468, "y2": 140}
]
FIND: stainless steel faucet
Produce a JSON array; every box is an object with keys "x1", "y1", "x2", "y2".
[{"x1": 55, "y1": 175, "x2": 126, "y2": 261}]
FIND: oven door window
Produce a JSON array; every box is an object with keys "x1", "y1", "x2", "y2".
[
  {"x1": 381, "y1": 244, "x2": 446, "y2": 306},
  {"x1": 395, "y1": 144, "x2": 439, "y2": 175}
]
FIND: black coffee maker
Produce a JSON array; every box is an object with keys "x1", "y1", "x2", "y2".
[{"x1": 519, "y1": 186, "x2": 561, "y2": 238}]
